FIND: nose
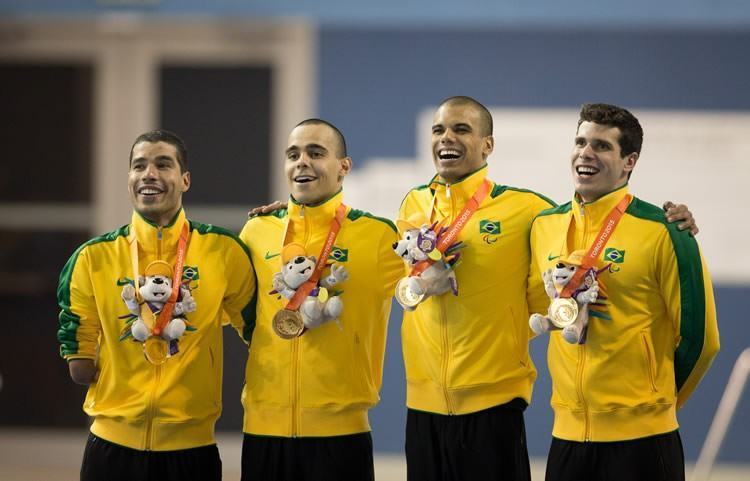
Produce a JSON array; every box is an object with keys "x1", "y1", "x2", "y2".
[
  {"x1": 440, "y1": 129, "x2": 456, "y2": 143},
  {"x1": 579, "y1": 142, "x2": 594, "y2": 159},
  {"x1": 293, "y1": 256, "x2": 306, "y2": 264},
  {"x1": 153, "y1": 278, "x2": 164, "y2": 284},
  {"x1": 142, "y1": 162, "x2": 158, "y2": 179}
]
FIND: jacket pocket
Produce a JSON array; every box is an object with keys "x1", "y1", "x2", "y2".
[{"x1": 640, "y1": 331, "x2": 658, "y2": 393}]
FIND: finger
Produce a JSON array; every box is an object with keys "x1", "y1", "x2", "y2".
[{"x1": 662, "y1": 201, "x2": 675, "y2": 212}]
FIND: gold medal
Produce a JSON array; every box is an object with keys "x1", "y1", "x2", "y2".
[
  {"x1": 550, "y1": 297, "x2": 579, "y2": 328},
  {"x1": 272, "y1": 309, "x2": 305, "y2": 339},
  {"x1": 143, "y1": 336, "x2": 168, "y2": 365},
  {"x1": 395, "y1": 277, "x2": 424, "y2": 309}
]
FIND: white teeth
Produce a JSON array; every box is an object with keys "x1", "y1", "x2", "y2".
[
  {"x1": 439, "y1": 149, "x2": 461, "y2": 158},
  {"x1": 295, "y1": 175, "x2": 316, "y2": 182},
  {"x1": 576, "y1": 166, "x2": 599, "y2": 175},
  {"x1": 139, "y1": 188, "x2": 162, "y2": 194}
]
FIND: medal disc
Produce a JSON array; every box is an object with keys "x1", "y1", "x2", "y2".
[
  {"x1": 272, "y1": 309, "x2": 305, "y2": 339},
  {"x1": 395, "y1": 277, "x2": 424, "y2": 309},
  {"x1": 550, "y1": 297, "x2": 579, "y2": 328},
  {"x1": 143, "y1": 336, "x2": 168, "y2": 365}
]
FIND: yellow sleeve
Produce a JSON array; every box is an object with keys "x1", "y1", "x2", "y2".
[
  {"x1": 526, "y1": 221, "x2": 549, "y2": 338},
  {"x1": 223, "y1": 227, "x2": 257, "y2": 344},
  {"x1": 57, "y1": 247, "x2": 101, "y2": 360},
  {"x1": 657, "y1": 228, "x2": 720, "y2": 409}
]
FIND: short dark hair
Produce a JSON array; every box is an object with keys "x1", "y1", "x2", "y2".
[
  {"x1": 439, "y1": 96, "x2": 493, "y2": 137},
  {"x1": 130, "y1": 129, "x2": 188, "y2": 173},
  {"x1": 294, "y1": 118, "x2": 348, "y2": 158},
  {"x1": 578, "y1": 103, "x2": 643, "y2": 157}
]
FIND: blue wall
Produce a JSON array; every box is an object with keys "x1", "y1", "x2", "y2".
[
  {"x1": 319, "y1": 28, "x2": 750, "y2": 164},
  {"x1": 3, "y1": 1, "x2": 750, "y2": 27}
]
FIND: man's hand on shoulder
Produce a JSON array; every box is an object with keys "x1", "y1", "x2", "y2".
[
  {"x1": 68, "y1": 359, "x2": 98, "y2": 385},
  {"x1": 663, "y1": 201, "x2": 699, "y2": 236},
  {"x1": 248, "y1": 200, "x2": 285, "y2": 217}
]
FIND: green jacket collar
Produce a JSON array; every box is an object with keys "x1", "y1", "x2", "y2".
[
  {"x1": 130, "y1": 208, "x2": 188, "y2": 250},
  {"x1": 286, "y1": 190, "x2": 345, "y2": 231},
  {"x1": 572, "y1": 184, "x2": 631, "y2": 228},
  {"x1": 429, "y1": 165, "x2": 490, "y2": 214}
]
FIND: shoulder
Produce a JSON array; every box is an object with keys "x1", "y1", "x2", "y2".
[
  {"x1": 189, "y1": 219, "x2": 251, "y2": 259},
  {"x1": 491, "y1": 184, "x2": 557, "y2": 208},
  {"x1": 346, "y1": 207, "x2": 397, "y2": 234},
  {"x1": 399, "y1": 182, "x2": 433, "y2": 208},
  {"x1": 247, "y1": 207, "x2": 288, "y2": 221},
  {"x1": 625, "y1": 197, "x2": 698, "y2": 253},
  {"x1": 75, "y1": 224, "x2": 131, "y2": 257},
  {"x1": 61, "y1": 224, "x2": 130, "y2": 279},
  {"x1": 532, "y1": 201, "x2": 572, "y2": 229}
]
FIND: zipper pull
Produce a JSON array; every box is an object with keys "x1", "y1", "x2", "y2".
[
  {"x1": 579, "y1": 204, "x2": 585, "y2": 216},
  {"x1": 446, "y1": 183, "x2": 451, "y2": 199},
  {"x1": 300, "y1": 205, "x2": 305, "y2": 218},
  {"x1": 157, "y1": 227, "x2": 163, "y2": 240}
]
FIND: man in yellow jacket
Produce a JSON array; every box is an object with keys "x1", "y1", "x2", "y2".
[
  {"x1": 238, "y1": 119, "x2": 403, "y2": 481},
  {"x1": 528, "y1": 103, "x2": 719, "y2": 481},
  {"x1": 57, "y1": 130, "x2": 257, "y2": 481},
  {"x1": 398, "y1": 96, "x2": 698, "y2": 481}
]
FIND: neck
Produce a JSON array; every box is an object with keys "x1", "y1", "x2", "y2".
[
  {"x1": 139, "y1": 206, "x2": 181, "y2": 227},
  {"x1": 291, "y1": 188, "x2": 341, "y2": 207},
  {"x1": 577, "y1": 182, "x2": 628, "y2": 204}
]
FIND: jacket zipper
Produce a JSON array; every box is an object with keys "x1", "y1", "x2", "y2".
[
  {"x1": 440, "y1": 185, "x2": 455, "y2": 414},
  {"x1": 578, "y1": 202, "x2": 590, "y2": 441},
  {"x1": 145, "y1": 226, "x2": 164, "y2": 450},
  {"x1": 576, "y1": 345, "x2": 590, "y2": 441},
  {"x1": 291, "y1": 337, "x2": 300, "y2": 437},
  {"x1": 290, "y1": 207, "x2": 311, "y2": 437},
  {"x1": 145, "y1": 364, "x2": 161, "y2": 450},
  {"x1": 440, "y1": 296, "x2": 453, "y2": 414}
]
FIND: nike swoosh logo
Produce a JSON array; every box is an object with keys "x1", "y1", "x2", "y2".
[
  {"x1": 116, "y1": 278, "x2": 134, "y2": 286},
  {"x1": 547, "y1": 254, "x2": 561, "y2": 261},
  {"x1": 264, "y1": 251, "x2": 280, "y2": 260}
]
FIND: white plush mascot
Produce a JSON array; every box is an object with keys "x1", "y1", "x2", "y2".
[
  {"x1": 121, "y1": 260, "x2": 197, "y2": 342},
  {"x1": 529, "y1": 250, "x2": 599, "y2": 344},
  {"x1": 393, "y1": 214, "x2": 462, "y2": 311},
  {"x1": 271, "y1": 243, "x2": 348, "y2": 329}
]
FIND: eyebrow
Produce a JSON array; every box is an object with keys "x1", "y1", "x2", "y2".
[
  {"x1": 131, "y1": 155, "x2": 177, "y2": 164},
  {"x1": 286, "y1": 143, "x2": 328, "y2": 155}
]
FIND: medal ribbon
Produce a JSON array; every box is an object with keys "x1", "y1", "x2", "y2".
[
  {"x1": 284, "y1": 203, "x2": 347, "y2": 311},
  {"x1": 129, "y1": 220, "x2": 191, "y2": 336},
  {"x1": 410, "y1": 179, "x2": 491, "y2": 277},
  {"x1": 559, "y1": 194, "x2": 631, "y2": 298}
]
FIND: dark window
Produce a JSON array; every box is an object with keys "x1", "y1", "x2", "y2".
[
  {"x1": 0, "y1": 63, "x2": 92, "y2": 203},
  {"x1": 160, "y1": 65, "x2": 272, "y2": 205},
  {"x1": 0, "y1": 230, "x2": 92, "y2": 426}
]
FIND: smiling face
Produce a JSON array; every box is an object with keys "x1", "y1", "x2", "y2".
[
  {"x1": 431, "y1": 102, "x2": 494, "y2": 183},
  {"x1": 128, "y1": 141, "x2": 191, "y2": 226},
  {"x1": 572, "y1": 121, "x2": 638, "y2": 202},
  {"x1": 285, "y1": 123, "x2": 352, "y2": 205}
]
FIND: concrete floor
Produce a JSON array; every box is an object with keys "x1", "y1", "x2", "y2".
[{"x1": 0, "y1": 428, "x2": 747, "y2": 481}]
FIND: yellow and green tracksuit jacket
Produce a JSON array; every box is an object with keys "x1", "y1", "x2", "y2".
[
  {"x1": 57, "y1": 208, "x2": 257, "y2": 451},
  {"x1": 398, "y1": 166, "x2": 555, "y2": 415},
  {"x1": 528, "y1": 185, "x2": 720, "y2": 442},
  {"x1": 238, "y1": 190, "x2": 402, "y2": 437}
]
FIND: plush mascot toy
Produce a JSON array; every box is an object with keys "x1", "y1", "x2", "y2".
[
  {"x1": 270, "y1": 243, "x2": 348, "y2": 329},
  {"x1": 121, "y1": 260, "x2": 197, "y2": 343},
  {"x1": 529, "y1": 250, "x2": 599, "y2": 344},
  {"x1": 393, "y1": 213, "x2": 463, "y2": 311}
]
